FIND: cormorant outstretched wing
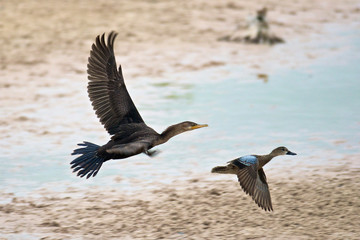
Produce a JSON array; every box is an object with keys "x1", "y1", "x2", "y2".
[
  {"x1": 87, "y1": 32, "x2": 144, "y2": 135},
  {"x1": 236, "y1": 164, "x2": 273, "y2": 211}
]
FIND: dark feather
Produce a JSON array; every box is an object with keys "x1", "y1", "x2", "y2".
[{"x1": 87, "y1": 32, "x2": 144, "y2": 135}]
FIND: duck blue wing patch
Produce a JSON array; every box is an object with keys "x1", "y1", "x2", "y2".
[{"x1": 237, "y1": 155, "x2": 258, "y2": 166}]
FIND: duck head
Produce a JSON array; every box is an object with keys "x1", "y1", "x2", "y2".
[{"x1": 270, "y1": 146, "x2": 297, "y2": 156}]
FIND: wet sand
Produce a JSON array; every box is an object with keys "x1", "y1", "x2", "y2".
[
  {"x1": 1, "y1": 161, "x2": 359, "y2": 239},
  {"x1": 1, "y1": 0, "x2": 360, "y2": 239}
]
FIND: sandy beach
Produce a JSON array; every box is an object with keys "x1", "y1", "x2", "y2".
[
  {"x1": 1, "y1": 161, "x2": 359, "y2": 239},
  {"x1": 1, "y1": 0, "x2": 360, "y2": 239}
]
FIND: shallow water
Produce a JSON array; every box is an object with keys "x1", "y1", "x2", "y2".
[{"x1": 1, "y1": 23, "x2": 359, "y2": 197}]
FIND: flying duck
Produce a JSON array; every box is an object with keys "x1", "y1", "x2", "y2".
[{"x1": 211, "y1": 146, "x2": 296, "y2": 211}]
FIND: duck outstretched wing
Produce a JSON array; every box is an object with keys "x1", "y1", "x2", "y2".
[
  {"x1": 236, "y1": 165, "x2": 273, "y2": 211},
  {"x1": 254, "y1": 168, "x2": 273, "y2": 211},
  {"x1": 87, "y1": 32, "x2": 144, "y2": 135}
]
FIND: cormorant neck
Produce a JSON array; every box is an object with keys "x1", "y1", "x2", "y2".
[{"x1": 157, "y1": 123, "x2": 186, "y2": 145}]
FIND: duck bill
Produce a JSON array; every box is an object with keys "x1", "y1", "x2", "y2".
[
  {"x1": 191, "y1": 124, "x2": 208, "y2": 130},
  {"x1": 286, "y1": 151, "x2": 297, "y2": 155}
]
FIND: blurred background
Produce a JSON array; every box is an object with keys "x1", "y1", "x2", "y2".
[{"x1": 1, "y1": 0, "x2": 359, "y2": 239}]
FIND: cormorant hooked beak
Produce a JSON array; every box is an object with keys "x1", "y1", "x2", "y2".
[
  {"x1": 190, "y1": 124, "x2": 208, "y2": 130},
  {"x1": 286, "y1": 151, "x2": 297, "y2": 155}
]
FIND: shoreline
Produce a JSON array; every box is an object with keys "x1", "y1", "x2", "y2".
[{"x1": 1, "y1": 163, "x2": 359, "y2": 239}]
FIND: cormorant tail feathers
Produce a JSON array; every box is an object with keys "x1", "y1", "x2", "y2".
[{"x1": 70, "y1": 141, "x2": 104, "y2": 178}]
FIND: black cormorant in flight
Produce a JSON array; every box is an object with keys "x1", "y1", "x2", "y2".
[{"x1": 71, "y1": 32, "x2": 208, "y2": 178}]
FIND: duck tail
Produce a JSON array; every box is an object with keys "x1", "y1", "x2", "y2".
[
  {"x1": 211, "y1": 165, "x2": 235, "y2": 174},
  {"x1": 70, "y1": 141, "x2": 104, "y2": 179}
]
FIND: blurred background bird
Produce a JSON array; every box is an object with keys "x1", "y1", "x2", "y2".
[{"x1": 218, "y1": 7, "x2": 284, "y2": 44}]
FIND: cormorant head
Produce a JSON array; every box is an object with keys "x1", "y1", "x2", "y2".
[
  {"x1": 271, "y1": 146, "x2": 297, "y2": 156},
  {"x1": 179, "y1": 121, "x2": 208, "y2": 131}
]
